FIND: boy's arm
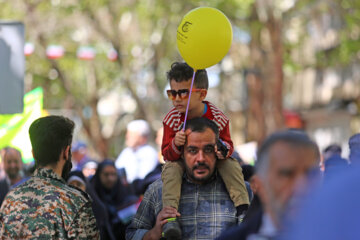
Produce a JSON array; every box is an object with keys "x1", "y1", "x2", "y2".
[
  {"x1": 161, "y1": 123, "x2": 182, "y2": 161},
  {"x1": 219, "y1": 120, "x2": 234, "y2": 157}
]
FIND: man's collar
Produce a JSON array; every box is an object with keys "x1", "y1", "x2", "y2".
[{"x1": 34, "y1": 167, "x2": 65, "y2": 183}]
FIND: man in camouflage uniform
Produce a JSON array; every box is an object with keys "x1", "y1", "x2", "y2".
[{"x1": 0, "y1": 115, "x2": 100, "y2": 239}]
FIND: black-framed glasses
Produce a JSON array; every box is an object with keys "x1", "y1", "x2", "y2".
[{"x1": 166, "y1": 88, "x2": 203, "y2": 100}]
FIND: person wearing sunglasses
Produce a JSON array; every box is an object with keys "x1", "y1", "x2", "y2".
[{"x1": 160, "y1": 62, "x2": 249, "y2": 239}]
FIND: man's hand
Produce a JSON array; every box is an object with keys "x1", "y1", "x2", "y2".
[
  {"x1": 174, "y1": 130, "x2": 186, "y2": 147},
  {"x1": 143, "y1": 207, "x2": 181, "y2": 240}
]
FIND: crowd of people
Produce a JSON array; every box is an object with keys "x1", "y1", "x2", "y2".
[{"x1": 0, "y1": 62, "x2": 359, "y2": 240}]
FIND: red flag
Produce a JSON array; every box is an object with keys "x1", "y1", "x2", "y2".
[
  {"x1": 77, "y1": 46, "x2": 96, "y2": 60},
  {"x1": 24, "y1": 42, "x2": 34, "y2": 56},
  {"x1": 46, "y1": 45, "x2": 64, "y2": 59}
]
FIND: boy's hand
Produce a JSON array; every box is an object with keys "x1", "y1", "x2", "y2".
[
  {"x1": 174, "y1": 130, "x2": 186, "y2": 147},
  {"x1": 215, "y1": 140, "x2": 229, "y2": 160},
  {"x1": 216, "y1": 150, "x2": 226, "y2": 160}
]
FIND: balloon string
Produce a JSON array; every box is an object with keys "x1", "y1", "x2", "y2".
[{"x1": 183, "y1": 69, "x2": 196, "y2": 131}]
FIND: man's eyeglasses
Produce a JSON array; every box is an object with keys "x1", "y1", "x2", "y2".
[{"x1": 166, "y1": 89, "x2": 203, "y2": 100}]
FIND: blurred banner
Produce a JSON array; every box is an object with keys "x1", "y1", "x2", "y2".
[
  {"x1": 0, "y1": 87, "x2": 44, "y2": 164},
  {"x1": 0, "y1": 21, "x2": 25, "y2": 114}
]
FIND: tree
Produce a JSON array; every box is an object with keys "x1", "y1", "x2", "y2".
[{"x1": 2, "y1": 0, "x2": 357, "y2": 157}]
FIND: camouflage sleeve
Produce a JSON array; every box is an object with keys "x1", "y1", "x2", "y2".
[
  {"x1": 0, "y1": 211, "x2": 3, "y2": 235},
  {"x1": 68, "y1": 201, "x2": 100, "y2": 239}
]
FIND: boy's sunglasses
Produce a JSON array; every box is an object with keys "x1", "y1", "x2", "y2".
[{"x1": 166, "y1": 89, "x2": 203, "y2": 100}]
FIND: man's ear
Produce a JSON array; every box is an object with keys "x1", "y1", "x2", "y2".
[
  {"x1": 250, "y1": 175, "x2": 261, "y2": 193},
  {"x1": 63, "y1": 145, "x2": 70, "y2": 160}
]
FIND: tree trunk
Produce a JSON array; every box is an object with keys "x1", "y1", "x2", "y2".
[
  {"x1": 267, "y1": 11, "x2": 284, "y2": 130},
  {"x1": 245, "y1": 70, "x2": 266, "y2": 144}
]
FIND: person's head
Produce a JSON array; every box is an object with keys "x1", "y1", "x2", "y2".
[
  {"x1": 95, "y1": 160, "x2": 118, "y2": 190},
  {"x1": 242, "y1": 164, "x2": 255, "y2": 182},
  {"x1": 71, "y1": 141, "x2": 87, "y2": 163},
  {"x1": 322, "y1": 144, "x2": 344, "y2": 172},
  {"x1": 82, "y1": 161, "x2": 98, "y2": 178},
  {"x1": 2, "y1": 147, "x2": 22, "y2": 181},
  {"x1": 182, "y1": 117, "x2": 219, "y2": 184},
  {"x1": 323, "y1": 144, "x2": 342, "y2": 161},
  {"x1": 166, "y1": 62, "x2": 208, "y2": 114},
  {"x1": 125, "y1": 119, "x2": 151, "y2": 149},
  {"x1": 254, "y1": 130, "x2": 320, "y2": 226},
  {"x1": 29, "y1": 116, "x2": 75, "y2": 178},
  {"x1": 67, "y1": 170, "x2": 87, "y2": 191},
  {"x1": 242, "y1": 164, "x2": 257, "y2": 194},
  {"x1": 349, "y1": 133, "x2": 360, "y2": 164}
]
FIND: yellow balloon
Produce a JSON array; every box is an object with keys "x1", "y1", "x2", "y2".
[{"x1": 177, "y1": 7, "x2": 233, "y2": 69}]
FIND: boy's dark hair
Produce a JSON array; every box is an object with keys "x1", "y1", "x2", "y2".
[
  {"x1": 185, "y1": 117, "x2": 219, "y2": 140},
  {"x1": 167, "y1": 62, "x2": 209, "y2": 89},
  {"x1": 29, "y1": 115, "x2": 75, "y2": 167}
]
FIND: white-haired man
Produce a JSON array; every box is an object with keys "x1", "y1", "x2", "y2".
[
  {"x1": 115, "y1": 120, "x2": 158, "y2": 183},
  {"x1": 217, "y1": 130, "x2": 320, "y2": 240}
]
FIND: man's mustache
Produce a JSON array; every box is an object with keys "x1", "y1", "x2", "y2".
[{"x1": 192, "y1": 163, "x2": 210, "y2": 171}]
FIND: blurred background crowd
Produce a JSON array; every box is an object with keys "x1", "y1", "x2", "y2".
[{"x1": 1, "y1": 117, "x2": 359, "y2": 239}]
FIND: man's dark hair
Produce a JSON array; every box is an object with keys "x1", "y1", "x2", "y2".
[
  {"x1": 29, "y1": 115, "x2": 75, "y2": 167},
  {"x1": 184, "y1": 117, "x2": 219, "y2": 140},
  {"x1": 167, "y1": 62, "x2": 208, "y2": 89},
  {"x1": 256, "y1": 130, "x2": 320, "y2": 176}
]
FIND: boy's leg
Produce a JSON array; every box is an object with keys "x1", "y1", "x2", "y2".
[
  {"x1": 217, "y1": 157, "x2": 250, "y2": 207},
  {"x1": 161, "y1": 161, "x2": 184, "y2": 210}
]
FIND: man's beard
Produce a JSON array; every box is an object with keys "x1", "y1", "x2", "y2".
[
  {"x1": 185, "y1": 162, "x2": 214, "y2": 183},
  {"x1": 7, "y1": 171, "x2": 19, "y2": 180},
  {"x1": 61, "y1": 150, "x2": 73, "y2": 180}
]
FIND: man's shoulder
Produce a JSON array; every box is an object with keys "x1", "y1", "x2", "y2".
[
  {"x1": 117, "y1": 147, "x2": 134, "y2": 160},
  {"x1": 7, "y1": 176, "x2": 90, "y2": 206},
  {"x1": 147, "y1": 178, "x2": 163, "y2": 192},
  {"x1": 137, "y1": 145, "x2": 158, "y2": 161},
  {"x1": 0, "y1": 178, "x2": 94, "y2": 239},
  {"x1": 139, "y1": 178, "x2": 163, "y2": 211},
  {"x1": 65, "y1": 184, "x2": 92, "y2": 203},
  {"x1": 119, "y1": 147, "x2": 132, "y2": 155}
]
